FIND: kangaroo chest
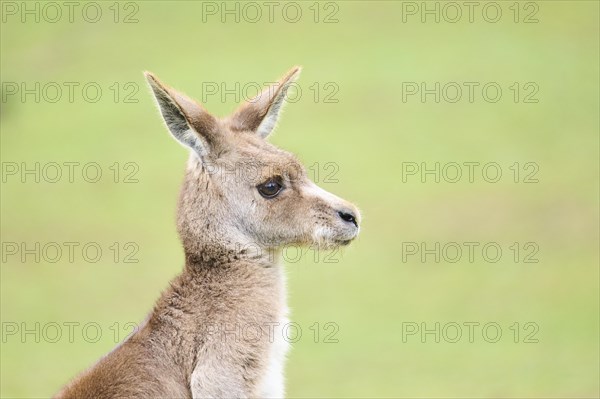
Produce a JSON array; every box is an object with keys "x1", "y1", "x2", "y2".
[
  {"x1": 256, "y1": 307, "x2": 290, "y2": 398},
  {"x1": 256, "y1": 266, "x2": 289, "y2": 397}
]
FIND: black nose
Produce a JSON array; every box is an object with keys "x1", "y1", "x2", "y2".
[{"x1": 338, "y1": 211, "x2": 358, "y2": 227}]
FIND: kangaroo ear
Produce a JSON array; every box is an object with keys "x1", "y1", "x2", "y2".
[
  {"x1": 230, "y1": 66, "x2": 301, "y2": 138},
  {"x1": 144, "y1": 72, "x2": 219, "y2": 159}
]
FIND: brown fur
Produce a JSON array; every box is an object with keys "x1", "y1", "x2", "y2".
[{"x1": 55, "y1": 67, "x2": 360, "y2": 398}]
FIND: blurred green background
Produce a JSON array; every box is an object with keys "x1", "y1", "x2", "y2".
[{"x1": 1, "y1": 1, "x2": 598, "y2": 397}]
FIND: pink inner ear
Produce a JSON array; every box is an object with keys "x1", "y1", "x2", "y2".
[
  {"x1": 171, "y1": 90, "x2": 219, "y2": 141},
  {"x1": 229, "y1": 67, "x2": 301, "y2": 137},
  {"x1": 146, "y1": 72, "x2": 222, "y2": 155}
]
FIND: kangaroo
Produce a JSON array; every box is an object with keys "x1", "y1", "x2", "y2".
[{"x1": 55, "y1": 67, "x2": 361, "y2": 398}]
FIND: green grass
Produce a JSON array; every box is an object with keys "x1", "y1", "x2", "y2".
[{"x1": 1, "y1": 1, "x2": 598, "y2": 397}]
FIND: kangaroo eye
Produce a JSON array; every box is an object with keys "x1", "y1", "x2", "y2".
[{"x1": 257, "y1": 178, "x2": 283, "y2": 199}]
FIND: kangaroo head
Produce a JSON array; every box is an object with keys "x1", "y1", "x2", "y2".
[{"x1": 145, "y1": 67, "x2": 360, "y2": 259}]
